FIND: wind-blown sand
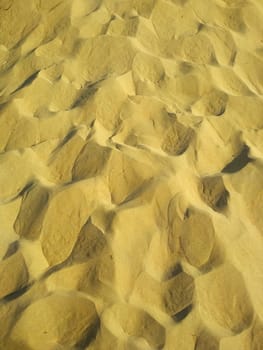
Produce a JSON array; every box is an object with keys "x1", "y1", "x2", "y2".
[{"x1": 0, "y1": 0, "x2": 263, "y2": 349}]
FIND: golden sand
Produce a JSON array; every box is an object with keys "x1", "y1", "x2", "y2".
[{"x1": 0, "y1": 0, "x2": 263, "y2": 349}]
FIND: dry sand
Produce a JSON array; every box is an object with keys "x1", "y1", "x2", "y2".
[{"x1": 0, "y1": 0, "x2": 263, "y2": 349}]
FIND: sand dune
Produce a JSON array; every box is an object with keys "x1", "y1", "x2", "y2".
[{"x1": 1, "y1": 0, "x2": 263, "y2": 349}]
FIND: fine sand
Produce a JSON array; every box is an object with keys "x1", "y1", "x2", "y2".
[{"x1": 0, "y1": 0, "x2": 263, "y2": 349}]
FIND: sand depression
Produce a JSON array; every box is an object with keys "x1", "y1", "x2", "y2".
[{"x1": 0, "y1": 0, "x2": 263, "y2": 349}]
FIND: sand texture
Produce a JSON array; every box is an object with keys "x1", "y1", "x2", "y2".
[{"x1": 0, "y1": 0, "x2": 263, "y2": 349}]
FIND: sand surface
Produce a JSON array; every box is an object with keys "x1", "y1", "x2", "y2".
[{"x1": 0, "y1": 0, "x2": 263, "y2": 349}]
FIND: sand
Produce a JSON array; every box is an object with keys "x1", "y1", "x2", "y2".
[{"x1": 0, "y1": 0, "x2": 263, "y2": 349}]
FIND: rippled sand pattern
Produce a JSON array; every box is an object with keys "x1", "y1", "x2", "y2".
[{"x1": 1, "y1": 0, "x2": 263, "y2": 349}]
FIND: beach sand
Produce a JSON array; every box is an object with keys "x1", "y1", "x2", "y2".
[{"x1": 0, "y1": 0, "x2": 263, "y2": 349}]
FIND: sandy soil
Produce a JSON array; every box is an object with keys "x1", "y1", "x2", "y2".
[{"x1": 0, "y1": 0, "x2": 263, "y2": 349}]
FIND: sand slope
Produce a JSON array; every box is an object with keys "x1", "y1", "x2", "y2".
[{"x1": 1, "y1": 0, "x2": 263, "y2": 349}]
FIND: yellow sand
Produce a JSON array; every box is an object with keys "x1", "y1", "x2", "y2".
[{"x1": 0, "y1": 0, "x2": 263, "y2": 349}]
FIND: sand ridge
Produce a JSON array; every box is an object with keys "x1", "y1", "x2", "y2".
[{"x1": 0, "y1": 0, "x2": 263, "y2": 349}]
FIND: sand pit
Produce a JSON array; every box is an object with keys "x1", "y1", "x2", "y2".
[{"x1": 0, "y1": 0, "x2": 263, "y2": 349}]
